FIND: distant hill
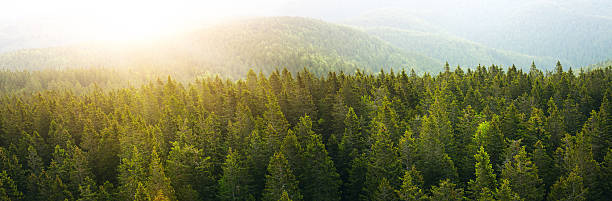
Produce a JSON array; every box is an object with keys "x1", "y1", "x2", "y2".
[
  {"x1": 473, "y1": 1, "x2": 612, "y2": 67},
  {"x1": 341, "y1": 3, "x2": 612, "y2": 68},
  {"x1": 342, "y1": 8, "x2": 562, "y2": 70},
  {"x1": 360, "y1": 26, "x2": 558, "y2": 69},
  {"x1": 587, "y1": 60, "x2": 612, "y2": 70},
  {"x1": 0, "y1": 17, "x2": 443, "y2": 78}
]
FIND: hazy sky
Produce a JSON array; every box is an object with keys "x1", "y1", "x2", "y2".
[
  {"x1": 0, "y1": 0, "x2": 464, "y2": 39},
  {"x1": 1, "y1": 0, "x2": 299, "y2": 40},
  {"x1": 1, "y1": 0, "x2": 610, "y2": 53}
]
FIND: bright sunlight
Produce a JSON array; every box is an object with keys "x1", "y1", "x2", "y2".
[{"x1": 2, "y1": 0, "x2": 290, "y2": 41}]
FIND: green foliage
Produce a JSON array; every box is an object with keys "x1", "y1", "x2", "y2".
[
  {"x1": 218, "y1": 148, "x2": 252, "y2": 201},
  {"x1": 430, "y1": 179, "x2": 465, "y2": 201},
  {"x1": 263, "y1": 152, "x2": 302, "y2": 201},
  {"x1": 473, "y1": 119, "x2": 505, "y2": 170},
  {"x1": 0, "y1": 171, "x2": 22, "y2": 201},
  {"x1": 365, "y1": 121, "x2": 402, "y2": 199},
  {"x1": 468, "y1": 146, "x2": 496, "y2": 200},
  {"x1": 374, "y1": 178, "x2": 398, "y2": 201},
  {"x1": 501, "y1": 145, "x2": 545, "y2": 201},
  {"x1": 279, "y1": 190, "x2": 293, "y2": 201},
  {"x1": 548, "y1": 166, "x2": 588, "y2": 201},
  {"x1": 415, "y1": 115, "x2": 458, "y2": 189},
  {"x1": 396, "y1": 168, "x2": 427, "y2": 201},
  {"x1": 495, "y1": 179, "x2": 523, "y2": 201},
  {"x1": 146, "y1": 149, "x2": 176, "y2": 201},
  {"x1": 165, "y1": 142, "x2": 208, "y2": 201},
  {"x1": 300, "y1": 134, "x2": 341, "y2": 201},
  {"x1": 0, "y1": 64, "x2": 610, "y2": 201}
]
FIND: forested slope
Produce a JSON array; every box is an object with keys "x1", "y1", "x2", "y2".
[
  {"x1": 1, "y1": 63, "x2": 611, "y2": 201},
  {"x1": 0, "y1": 17, "x2": 443, "y2": 77},
  {"x1": 361, "y1": 27, "x2": 558, "y2": 69},
  {"x1": 341, "y1": 8, "x2": 560, "y2": 69},
  {"x1": 342, "y1": 5, "x2": 612, "y2": 68}
]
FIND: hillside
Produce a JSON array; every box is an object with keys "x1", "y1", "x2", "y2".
[
  {"x1": 0, "y1": 17, "x2": 443, "y2": 78},
  {"x1": 587, "y1": 59, "x2": 612, "y2": 70},
  {"x1": 468, "y1": 1, "x2": 612, "y2": 66},
  {"x1": 341, "y1": 3, "x2": 612, "y2": 68},
  {"x1": 361, "y1": 26, "x2": 558, "y2": 69}
]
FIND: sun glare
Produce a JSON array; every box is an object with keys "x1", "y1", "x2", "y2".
[{"x1": 3, "y1": 0, "x2": 290, "y2": 42}]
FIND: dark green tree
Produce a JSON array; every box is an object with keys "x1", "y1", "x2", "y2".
[
  {"x1": 366, "y1": 121, "x2": 401, "y2": 199},
  {"x1": 495, "y1": 179, "x2": 523, "y2": 201},
  {"x1": 548, "y1": 166, "x2": 587, "y2": 201},
  {"x1": 301, "y1": 134, "x2": 341, "y2": 201},
  {"x1": 146, "y1": 149, "x2": 176, "y2": 201},
  {"x1": 263, "y1": 152, "x2": 302, "y2": 201},
  {"x1": 430, "y1": 179, "x2": 465, "y2": 201},
  {"x1": 396, "y1": 168, "x2": 427, "y2": 201},
  {"x1": 218, "y1": 148, "x2": 253, "y2": 201},
  {"x1": 468, "y1": 146, "x2": 496, "y2": 200},
  {"x1": 374, "y1": 178, "x2": 398, "y2": 201},
  {"x1": 415, "y1": 115, "x2": 457, "y2": 189},
  {"x1": 166, "y1": 142, "x2": 210, "y2": 201},
  {"x1": 501, "y1": 146, "x2": 544, "y2": 201},
  {"x1": 0, "y1": 171, "x2": 22, "y2": 201}
]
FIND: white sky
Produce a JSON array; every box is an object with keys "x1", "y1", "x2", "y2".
[{"x1": 0, "y1": 0, "x2": 296, "y2": 41}]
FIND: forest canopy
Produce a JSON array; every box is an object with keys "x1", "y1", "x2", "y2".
[{"x1": 1, "y1": 62, "x2": 611, "y2": 201}]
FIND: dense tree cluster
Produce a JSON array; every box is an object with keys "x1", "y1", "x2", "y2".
[{"x1": 0, "y1": 62, "x2": 611, "y2": 201}]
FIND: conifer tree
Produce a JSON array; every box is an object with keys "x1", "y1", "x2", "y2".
[
  {"x1": 557, "y1": 127, "x2": 600, "y2": 200},
  {"x1": 279, "y1": 190, "x2": 293, "y2": 201},
  {"x1": 166, "y1": 141, "x2": 209, "y2": 201},
  {"x1": 280, "y1": 132, "x2": 303, "y2": 180},
  {"x1": 476, "y1": 188, "x2": 495, "y2": 201},
  {"x1": 592, "y1": 91, "x2": 612, "y2": 162},
  {"x1": 76, "y1": 177, "x2": 97, "y2": 201},
  {"x1": 416, "y1": 115, "x2": 457, "y2": 189},
  {"x1": 338, "y1": 107, "x2": 365, "y2": 186},
  {"x1": 421, "y1": 86, "x2": 454, "y2": 150},
  {"x1": 301, "y1": 134, "x2": 341, "y2": 201},
  {"x1": 0, "y1": 171, "x2": 22, "y2": 201},
  {"x1": 371, "y1": 96, "x2": 403, "y2": 142},
  {"x1": 263, "y1": 92, "x2": 290, "y2": 151},
  {"x1": 523, "y1": 108, "x2": 548, "y2": 151},
  {"x1": 396, "y1": 168, "x2": 427, "y2": 201},
  {"x1": 473, "y1": 119, "x2": 505, "y2": 171},
  {"x1": 599, "y1": 149, "x2": 612, "y2": 199},
  {"x1": 147, "y1": 149, "x2": 176, "y2": 201},
  {"x1": 545, "y1": 98, "x2": 565, "y2": 150},
  {"x1": 246, "y1": 130, "x2": 269, "y2": 200},
  {"x1": 548, "y1": 166, "x2": 587, "y2": 201},
  {"x1": 152, "y1": 190, "x2": 171, "y2": 201},
  {"x1": 345, "y1": 154, "x2": 368, "y2": 201},
  {"x1": 532, "y1": 141, "x2": 559, "y2": 190},
  {"x1": 366, "y1": 121, "x2": 401, "y2": 198},
  {"x1": 263, "y1": 152, "x2": 302, "y2": 201},
  {"x1": 218, "y1": 148, "x2": 252, "y2": 201},
  {"x1": 0, "y1": 147, "x2": 26, "y2": 197},
  {"x1": 495, "y1": 179, "x2": 523, "y2": 201},
  {"x1": 227, "y1": 102, "x2": 255, "y2": 153},
  {"x1": 374, "y1": 178, "x2": 398, "y2": 201},
  {"x1": 47, "y1": 120, "x2": 72, "y2": 149},
  {"x1": 430, "y1": 179, "x2": 465, "y2": 201},
  {"x1": 500, "y1": 103, "x2": 525, "y2": 141},
  {"x1": 501, "y1": 146, "x2": 544, "y2": 201},
  {"x1": 135, "y1": 182, "x2": 151, "y2": 201},
  {"x1": 40, "y1": 171, "x2": 73, "y2": 201},
  {"x1": 454, "y1": 106, "x2": 482, "y2": 184},
  {"x1": 468, "y1": 147, "x2": 496, "y2": 200},
  {"x1": 118, "y1": 146, "x2": 147, "y2": 200}
]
